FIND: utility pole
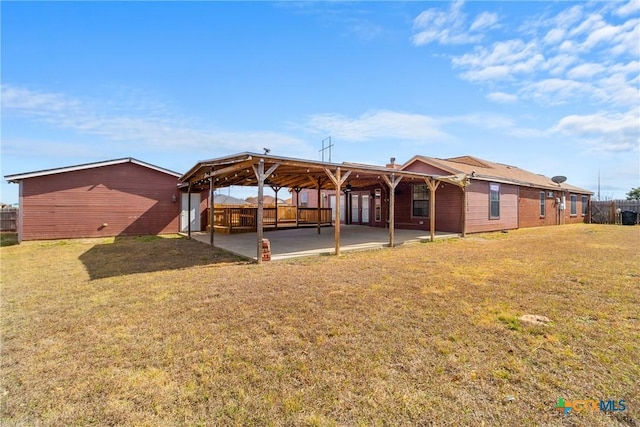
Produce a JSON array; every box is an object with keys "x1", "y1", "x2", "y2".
[{"x1": 319, "y1": 137, "x2": 334, "y2": 162}]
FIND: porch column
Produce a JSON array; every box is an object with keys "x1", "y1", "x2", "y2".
[
  {"x1": 425, "y1": 178, "x2": 440, "y2": 242},
  {"x1": 271, "y1": 185, "x2": 281, "y2": 229},
  {"x1": 187, "y1": 182, "x2": 192, "y2": 239},
  {"x1": 294, "y1": 187, "x2": 302, "y2": 228},
  {"x1": 382, "y1": 174, "x2": 402, "y2": 247},
  {"x1": 253, "y1": 160, "x2": 280, "y2": 264},
  {"x1": 317, "y1": 180, "x2": 321, "y2": 234},
  {"x1": 209, "y1": 176, "x2": 214, "y2": 246},
  {"x1": 257, "y1": 160, "x2": 264, "y2": 263},
  {"x1": 461, "y1": 187, "x2": 467, "y2": 238},
  {"x1": 324, "y1": 167, "x2": 351, "y2": 256}
]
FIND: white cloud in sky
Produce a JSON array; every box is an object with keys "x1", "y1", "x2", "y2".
[
  {"x1": 411, "y1": 0, "x2": 640, "y2": 154},
  {"x1": 305, "y1": 110, "x2": 450, "y2": 142},
  {"x1": 469, "y1": 12, "x2": 499, "y2": 32},
  {"x1": 411, "y1": 0, "x2": 497, "y2": 46},
  {"x1": 615, "y1": 0, "x2": 640, "y2": 17},
  {"x1": 1, "y1": 84, "x2": 311, "y2": 156},
  {"x1": 566, "y1": 62, "x2": 607, "y2": 79},
  {"x1": 552, "y1": 108, "x2": 640, "y2": 152},
  {"x1": 486, "y1": 92, "x2": 518, "y2": 103}
]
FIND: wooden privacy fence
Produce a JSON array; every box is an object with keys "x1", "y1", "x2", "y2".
[
  {"x1": 591, "y1": 200, "x2": 640, "y2": 224},
  {"x1": 208, "y1": 206, "x2": 332, "y2": 233},
  {"x1": 0, "y1": 207, "x2": 18, "y2": 232}
]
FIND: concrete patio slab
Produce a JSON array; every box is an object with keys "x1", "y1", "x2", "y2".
[{"x1": 188, "y1": 225, "x2": 459, "y2": 261}]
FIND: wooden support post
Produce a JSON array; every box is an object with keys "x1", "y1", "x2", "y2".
[
  {"x1": 272, "y1": 185, "x2": 281, "y2": 229},
  {"x1": 187, "y1": 182, "x2": 192, "y2": 238},
  {"x1": 382, "y1": 174, "x2": 402, "y2": 247},
  {"x1": 209, "y1": 176, "x2": 214, "y2": 246},
  {"x1": 324, "y1": 168, "x2": 351, "y2": 256},
  {"x1": 425, "y1": 178, "x2": 440, "y2": 242},
  {"x1": 334, "y1": 168, "x2": 341, "y2": 255},
  {"x1": 317, "y1": 180, "x2": 322, "y2": 234},
  {"x1": 461, "y1": 187, "x2": 467, "y2": 238},
  {"x1": 252, "y1": 160, "x2": 280, "y2": 263},
  {"x1": 256, "y1": 160, "x2": 264, "y2": 264},
  {"x1": 294, "y1": 187, "x2": 301, "y2": 228}
]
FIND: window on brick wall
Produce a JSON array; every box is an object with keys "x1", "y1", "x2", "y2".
[
  {"x1": 581, "y1": 195, "x2": 588, "y2": 216},
  {"x1": 540, "y1": 191, "x2": 546, "y2": 217},
  {"x1": 570, "y1": 194, "x2": 577, "y2": 216}
]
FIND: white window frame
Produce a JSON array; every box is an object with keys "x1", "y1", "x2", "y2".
[
  {"x1": 489, "y1": 183, "x2": 500, "y2": 219},
  {"x1": 412, "y1": 184, "x2": 429, "y2": 218}
]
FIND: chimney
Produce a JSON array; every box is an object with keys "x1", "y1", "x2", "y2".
[{"x1": 386, "y1": 157, "x2": 400, "y2": 169}]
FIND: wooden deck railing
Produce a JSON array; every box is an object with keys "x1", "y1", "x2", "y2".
[{"x1": 208, "y1": 206, "x2": 332, "y2": 233}]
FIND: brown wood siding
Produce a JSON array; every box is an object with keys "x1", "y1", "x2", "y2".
[
  {"x1": 20, "y1": 162, "x2": 180, "y2": 241},
  {"x1": 435, "y1": 184, "x2": 463, "y2": 233},
  {"x1": 465, "y1": 180, "x2": 518, "y2": 233},
  {"x1": 403, "y1": 162, "x2": 451, "y2": 175}
]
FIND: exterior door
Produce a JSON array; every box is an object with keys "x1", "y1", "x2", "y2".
[
  {"x1": 351, "y1": 193, "x2": 359, "y2": 223},
  {"x1": 361, "y1": 194, "x2": 370, "y2": 224},
  {"x1": 181, "y1": 193, "x2": 201, "y2": 232},
  {"x1": 329, "y1": 195, "x2": 346, "y2": 224}
]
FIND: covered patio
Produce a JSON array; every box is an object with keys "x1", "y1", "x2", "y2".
[
  {"x1": 189, "y1": 225, "x2": 459, "y2": 261},
  {"x1": 180, "y1": 152, "x2": 468, "y2": 263}
]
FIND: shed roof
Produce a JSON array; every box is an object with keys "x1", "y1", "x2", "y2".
[
  {"x1": 403, "y1": 155, "x2": 593, "y2": 194},
  {"x1": 4, "y1": 158, "x2": 182, "y2": 183}
]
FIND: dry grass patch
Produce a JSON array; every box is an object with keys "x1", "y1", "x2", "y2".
[{"x1": 1, "y1": 225, "x2": 639, "y2": 426}]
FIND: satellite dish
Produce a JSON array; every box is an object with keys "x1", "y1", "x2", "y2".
[{"x1": 551, "y1": 176, "x2": 567, "y2": 184}]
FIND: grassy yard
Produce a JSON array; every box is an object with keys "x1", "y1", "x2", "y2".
[{"x1": 1, "y1": 225, "x2": 638, "y2": 426}]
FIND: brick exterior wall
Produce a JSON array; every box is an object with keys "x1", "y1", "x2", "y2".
[{"x1": 518, "y1": 187, "x2": 559, "y2": 227}]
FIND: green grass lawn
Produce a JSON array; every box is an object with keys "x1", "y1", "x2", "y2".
[{"x1": 1, "y1": 225, "x2": 639, "y2": 426}]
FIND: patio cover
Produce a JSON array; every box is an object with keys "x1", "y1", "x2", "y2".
[{"x1": 181, "y1": 152, "x2": 468, "y2": 263}]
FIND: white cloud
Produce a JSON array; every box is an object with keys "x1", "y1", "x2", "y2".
[
  {"x1": 1, "y1": 84, "x2": 311, "y2": 156},
  {"x1": 567, "y1": 63, "x2": 607, "y2": 79},
  {"x1": 552, "y1": 108, "x2": 640, "y2": 152},
  {"x1": 615, "y1": 0, "x2": 640, "y2": 17},
  {"x1": 453, "y1": 40, "x2": 544, "y2": 81},
  {"x1": 470, "y1": 12, "x2": 499, "y2": 32},
  {"x1": 305, "y1": 110, "x2": 450, "y2": 142},
  {"x1": 437, "y1": 0, "x2": 639, "y2": 110},
  {"x1": 411, "y1": 0, "x2": 496, "y2": 46},
  {"x1": 545, "y1": 54, "x2": 580, "y2": 75},
  {"x1": 1, "y1": 85, "x2": 80, "y2": 113},
  {"x1": 486, "y1": 92, "x2": 518, "y2": 103},
  {"x1": 543, "y1": 28, "x2": 565, "y2": 45},
  {"x1": 521, "y1": 78, "x2": 602, "y2": 105}
]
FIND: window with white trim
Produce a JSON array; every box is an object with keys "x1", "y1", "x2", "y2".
[
  {"x1": 581, "y1": 195, "x2": 588, "y2": 216},
  {"x1": 412, "y1": 184, "x2": 429, "y2": 217},
  {"x1": 570, "y1": 194, "x2": 577, "y2": 216},
  {"x1": 489, "y1": 183, "x2": 500, "y2": 219},
  {"x1": 540, "y1": 191, "x2": 546, "y2": 217}
]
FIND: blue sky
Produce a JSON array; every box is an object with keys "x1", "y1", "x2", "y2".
[{"x1": 1, "y1": 0, "x2": 639, "y2": 204}]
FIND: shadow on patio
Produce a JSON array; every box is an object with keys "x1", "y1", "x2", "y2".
[{"x1": 78, "y1": 235, "x2": 244, "y2": 280}]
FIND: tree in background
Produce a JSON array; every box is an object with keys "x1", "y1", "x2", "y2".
[{"x1": 626, "y1": 187, "x2": 640, "y2": 200}]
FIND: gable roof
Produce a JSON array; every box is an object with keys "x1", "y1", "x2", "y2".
[
  {"x1": 4, "y1": 158, "x2": 182, "y2": 183},
  {"x1": 404, "y1": 155, "x2": 593, "y2": 194}
]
